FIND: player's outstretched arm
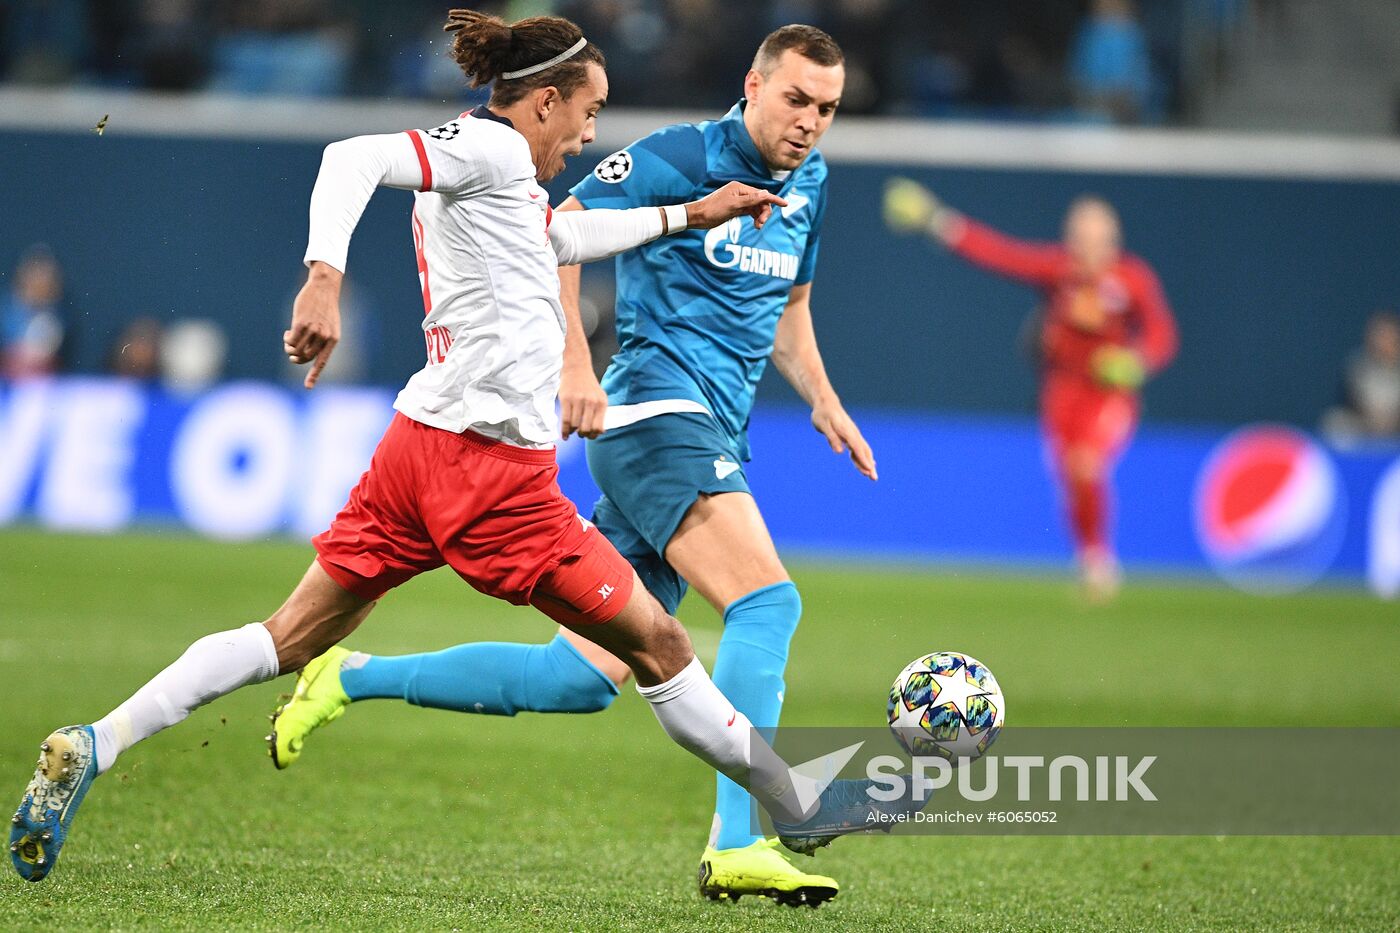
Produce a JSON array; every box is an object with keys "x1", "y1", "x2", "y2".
[
  {"x1": 548, "y1": 182, "x2": 786, "y2": 266},
  {"x1": 684, "y1": 180, "x2": 787, "y2": 231},
  {"x1": 883, "y1": 177, "x2": 1059, "y2": 287},
  {"x1": 772, "y1": 283, "x2": 877, "y2": 481}
]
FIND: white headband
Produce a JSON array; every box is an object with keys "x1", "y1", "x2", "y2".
[{"x1": 500, "y1": 37, "x2": 589, "y2": 80}]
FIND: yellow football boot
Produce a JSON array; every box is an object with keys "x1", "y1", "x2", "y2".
[
  {"x1": 268, "y1": 646, "x2": 352, "y2": 769},
  {"x1": 698, "y1": 837, "x2": 839, "y2": 908}
]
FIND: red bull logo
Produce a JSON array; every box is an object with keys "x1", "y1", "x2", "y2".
[{"x1": 1194, "y1": 426, "x2": 1348, "y2": 593}]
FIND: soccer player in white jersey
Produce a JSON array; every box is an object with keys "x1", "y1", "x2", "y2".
[{"x1": 6, "y1": 9, "x2": 898, "y2": 883}]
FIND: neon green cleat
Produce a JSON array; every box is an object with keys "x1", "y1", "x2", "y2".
[
  {"x1": 267, "y1": 646, "x2": 352, "y2": 769},
  {"x1": 697, "y1": 838, "x2": 839, "y2": 908}
]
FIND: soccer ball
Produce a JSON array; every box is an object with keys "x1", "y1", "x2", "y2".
[{"x1": 887, "y1": 651, "x2": 1004, "y2": 763}]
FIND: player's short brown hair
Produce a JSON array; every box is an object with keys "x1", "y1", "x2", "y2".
[
  {"x1": 443, "y1": 8, "x2": 605, "y2": 107},
  {"x1": 752, "y1": 24, "x2": 844, "y2": 76}
]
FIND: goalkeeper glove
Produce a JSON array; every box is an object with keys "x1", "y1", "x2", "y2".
[
  {"x1": 883, "y1": 177, "x2": 951, "y2": 236},
  {"x1": 1091, "y1": 346, "x2": 1147, "y2": 390}
]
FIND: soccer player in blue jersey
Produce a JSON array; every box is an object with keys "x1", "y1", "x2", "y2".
[{"x1": 272, "y1": 25, "x2": 873, "y2": 906}]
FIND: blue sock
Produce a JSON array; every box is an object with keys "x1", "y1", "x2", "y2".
[
  {"x1": 709, "y1": 581, "x2": 802, "y2": 850},
  {"x1": 340, "y1": 633, "x2": 619, "y2": 715}
]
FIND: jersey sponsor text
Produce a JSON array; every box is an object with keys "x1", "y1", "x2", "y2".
[{"x1": 703, "y1": 220, "x2": 800, "y2": 281}]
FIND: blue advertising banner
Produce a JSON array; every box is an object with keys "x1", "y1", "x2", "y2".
[{"x1": 2, "y1": 378, "x2": 1398, "y2": 598}]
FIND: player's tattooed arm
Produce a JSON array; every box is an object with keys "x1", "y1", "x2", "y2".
[
  {"x1": 554, "y1": 197, "x2": 609, "y2": 440},
  {"x1": 772, "y1": 284, "x2": 878, "y2": 481}
]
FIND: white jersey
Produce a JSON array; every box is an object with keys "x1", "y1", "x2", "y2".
[
  {"x1": 303, "y1": 108, "x2": 673, "y2": 448},
  {"x1": 398, "y1": 109, "x2": 564, "y2": 447}
]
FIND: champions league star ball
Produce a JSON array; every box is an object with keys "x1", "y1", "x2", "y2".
[{"x1": 887, "y1": 652, "x2": 1004, "y2": 763}]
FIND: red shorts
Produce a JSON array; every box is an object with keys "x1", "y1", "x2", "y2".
[
  {"x1": 313, "y1": 413, "x2": 634, "y2": 625},
  {"x1": 1041, "y1": 373, "x2": 1138, "y2": 461}
]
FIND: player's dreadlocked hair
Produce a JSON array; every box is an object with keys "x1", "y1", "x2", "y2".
[{"x1": 443, "y1": 9, "x2": 605, "y2": 107}]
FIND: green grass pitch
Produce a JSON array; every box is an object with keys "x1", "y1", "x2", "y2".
[{"x1": 0, "y1": 528, "x2": 1396, "y2": 930}]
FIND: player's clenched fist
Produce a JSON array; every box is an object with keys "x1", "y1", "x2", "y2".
[
  {"x1": 559, "y1": 362, "x2": 608, "y2": 439},
  {"x1": 286, "y1": 261, "x2": 343, "y2": 389},
  {"x1": 685, "y1": 181, "x2": 788, "y2": 231}
]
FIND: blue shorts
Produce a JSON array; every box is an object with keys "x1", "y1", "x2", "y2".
[{"x1": 585, "y1": 411, "x2": 750, "y2": 614}]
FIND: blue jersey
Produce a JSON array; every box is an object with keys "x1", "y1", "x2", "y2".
[{"x1": 570, "y1": 101, "x2": 828, "y2": 460}]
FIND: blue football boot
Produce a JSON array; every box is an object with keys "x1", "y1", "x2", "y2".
[
  {"x1": 10, "y1": 725, "x2": 98, "y2": 881},
  {"x1": 775, "y1": 775, "x2": 925, "y2": 856}
]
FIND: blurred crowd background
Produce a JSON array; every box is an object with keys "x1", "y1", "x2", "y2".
[{"x1": 6, "y1": 0, "x2": 1397, "y2": 130}]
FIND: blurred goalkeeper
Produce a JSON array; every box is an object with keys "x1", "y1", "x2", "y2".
[{"x1": 885, "y1": 179, "x2": 1178, "y2": 601}]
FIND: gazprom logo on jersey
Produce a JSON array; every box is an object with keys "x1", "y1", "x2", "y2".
[
  {"x1": 703, "y1": 218, "x2": 800, "y2": 280},
  {"x1": 1193, "y1": 425, "x2": 1348, "y2": 593}
]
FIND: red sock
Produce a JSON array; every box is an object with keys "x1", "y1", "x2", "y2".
[{"x1": 1067, "y1": 475, "x2": 1109, "y2": 555}]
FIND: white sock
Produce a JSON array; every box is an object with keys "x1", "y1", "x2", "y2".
[
  {"x1": 91, "y1": 623, "x2": 279, "y2": 774},
  {"x1": 637, "y1": 657, "x2": 812, "y2": 826}
]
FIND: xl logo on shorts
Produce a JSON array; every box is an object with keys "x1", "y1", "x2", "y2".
[
  {"x1": 597, "y1": 583, "x2": 615, "y2": 600},
  {"x1": 703, "y1": 219, "x2": 800, "y2": 281}
]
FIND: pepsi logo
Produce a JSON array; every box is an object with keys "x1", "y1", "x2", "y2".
[{"x1": 1194, "y1": 425, "x2": 1348, "y2": 593}]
